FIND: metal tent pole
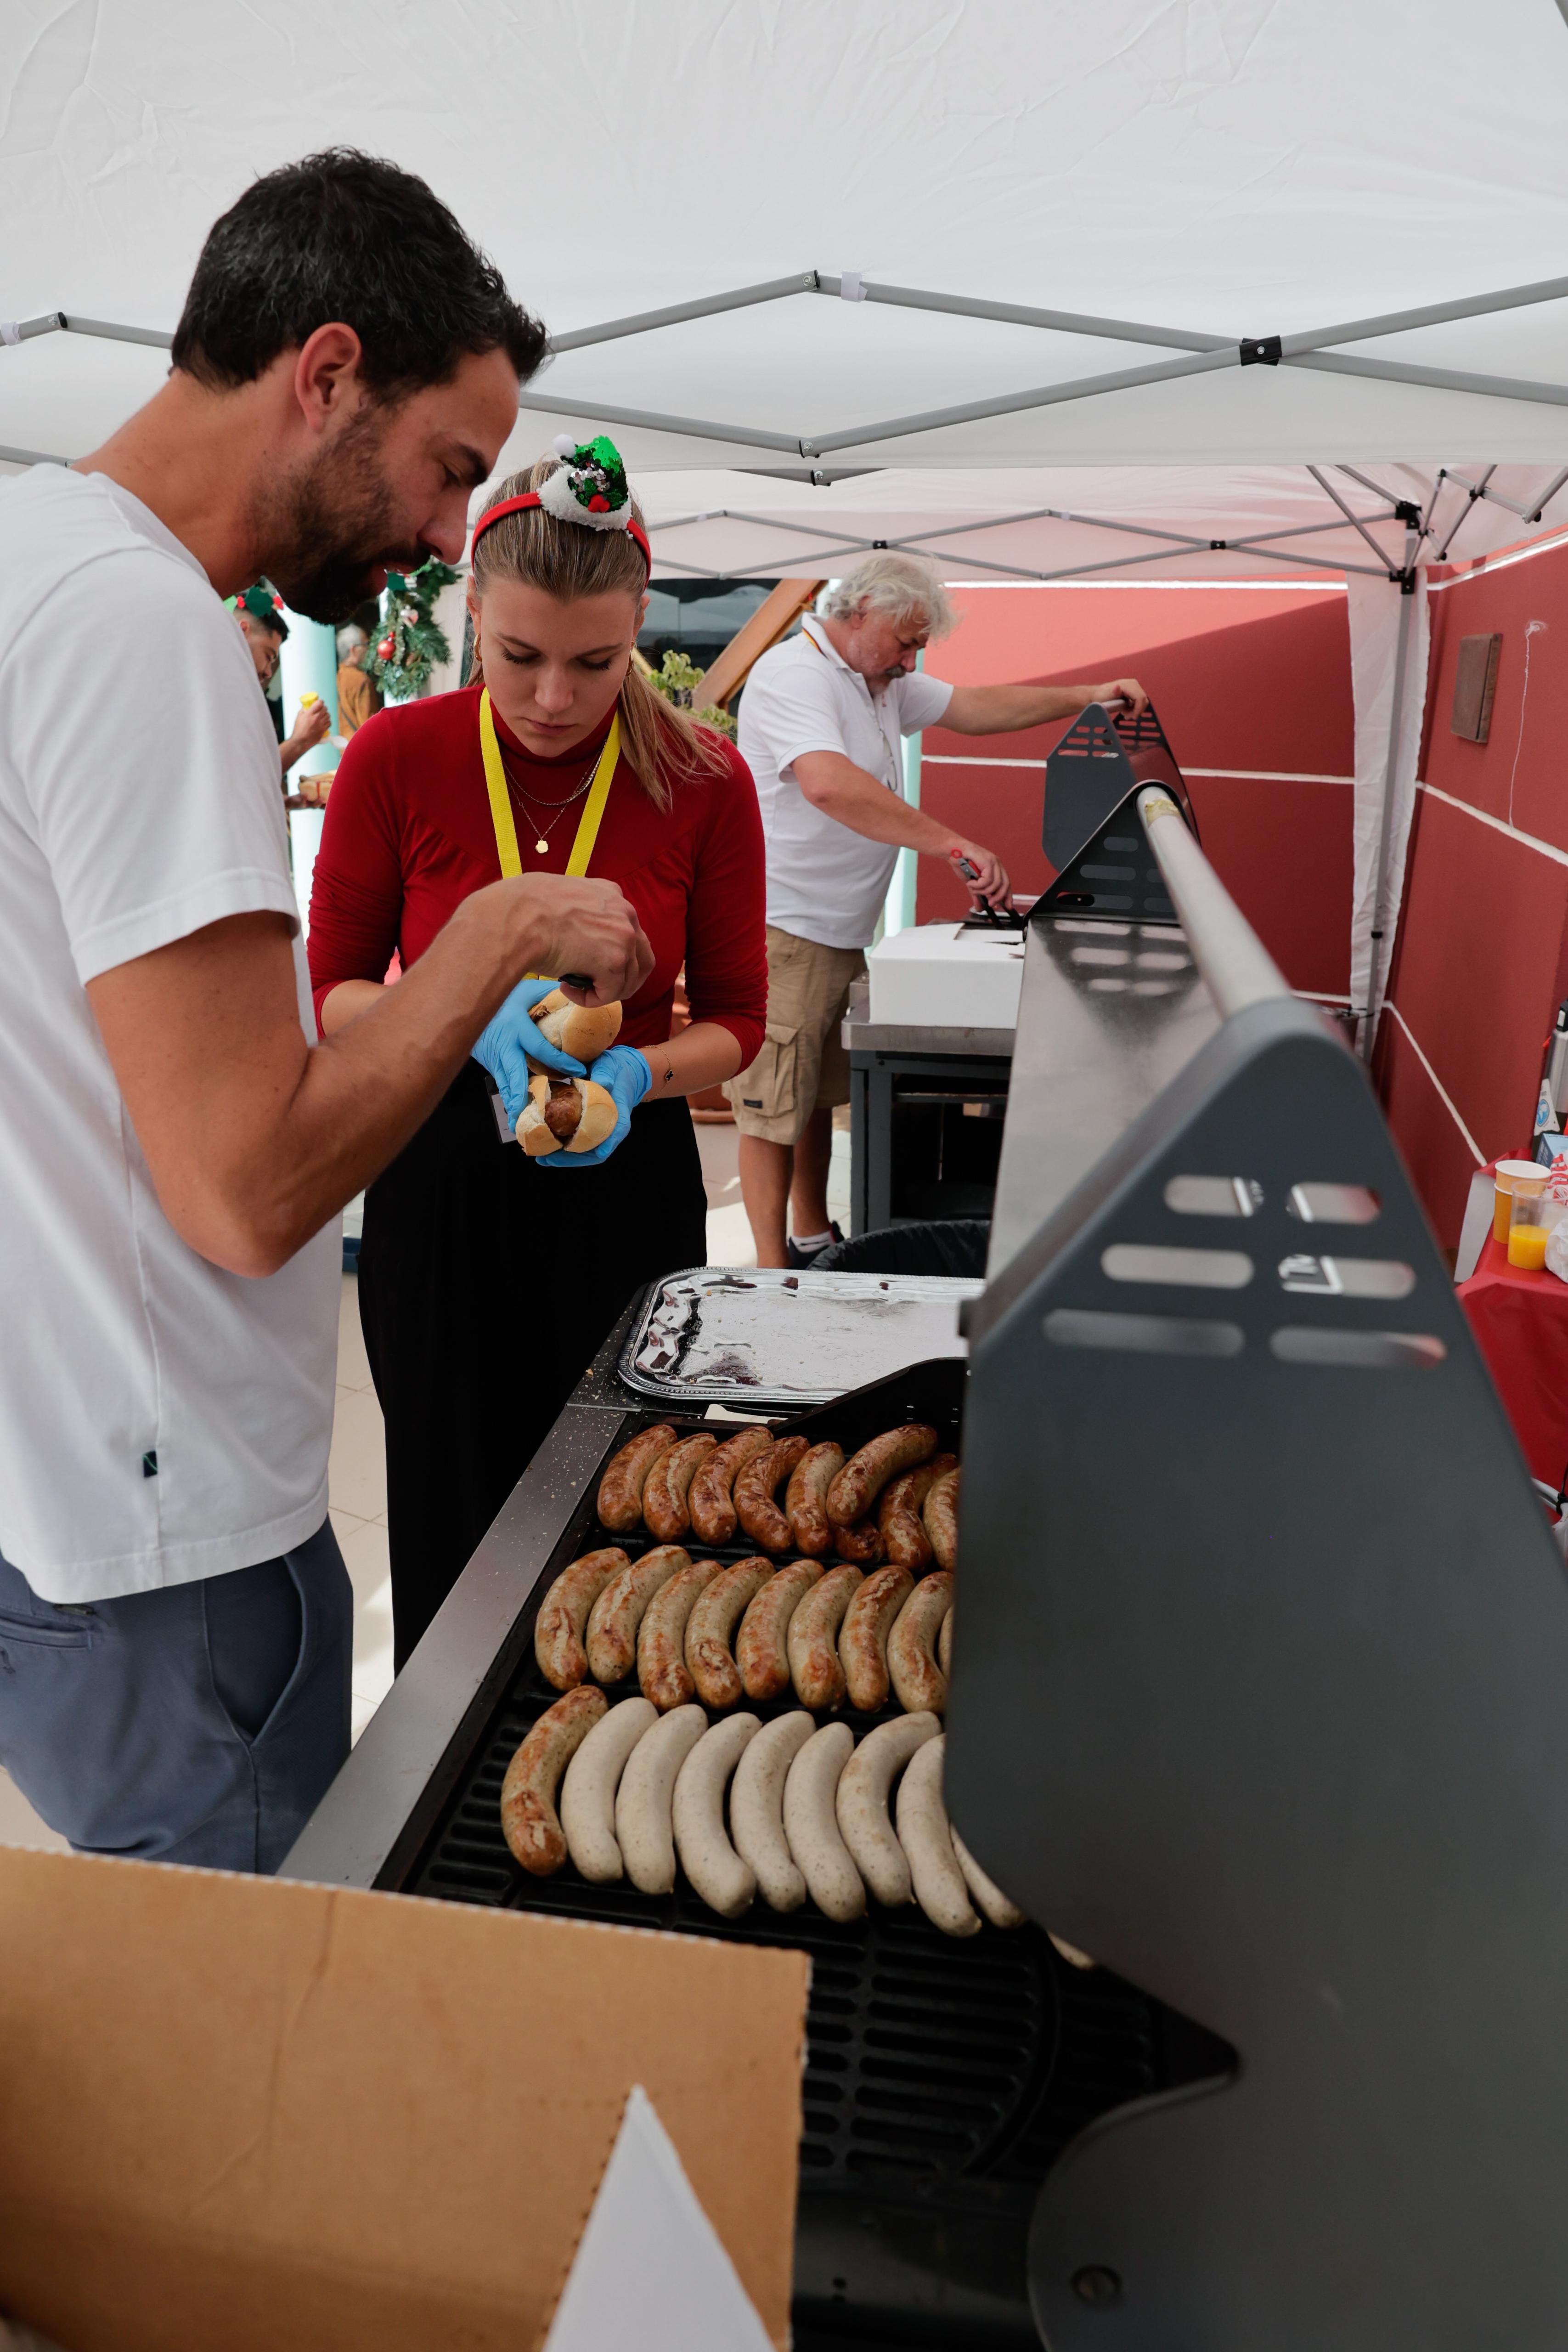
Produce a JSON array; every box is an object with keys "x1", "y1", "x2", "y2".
[{"x1": 1360, "y1": 544, "x2": 1420, "y2": 1063}]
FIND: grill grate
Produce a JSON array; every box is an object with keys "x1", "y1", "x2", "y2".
[{"x1": 399, "y1": 1365, "x2": 1230, "y2": 2347}]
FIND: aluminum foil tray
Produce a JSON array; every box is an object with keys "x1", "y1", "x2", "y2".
[{"x1": 619, "y1": 1265, "x2": 982, "y2": 1405}]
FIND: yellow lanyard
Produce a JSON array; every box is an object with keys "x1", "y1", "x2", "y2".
[{"x1": 479, "y1": 688, "x2": 619, "y2": 878}]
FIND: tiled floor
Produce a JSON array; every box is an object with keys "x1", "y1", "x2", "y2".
[{"x1": 0, "y1": 1112, "x2": 857, "y2": 1852}]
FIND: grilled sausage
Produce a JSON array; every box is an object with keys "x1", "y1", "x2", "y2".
[
  {"x1": 826, "y1": 1425, "x2": 939, "y2": 1527},
  {"x1": 641, "y1": 1431, "x2": 718, "y2": 1543},
  {"x1": 734, "y1": 1434, "x2": 811, "y2": 1553},
  {"x1": 833, "y1": 1519, "x2": 884, "y2": 1566},
  {"x1": 688, "y1": 1424, "x2": 772, "y2": 1547},
  {"x1": 836, "y1": 1710, "x2": 940, "y2": 1906},
  {"x1": 922, "y1": 1465, "x2": 961, "y2": 1572},
  {"x1": 736, "y1": 1559, "x2": 823, "y2": 1702},
  {"x1": 615, "y1": 1703, "x2": 707, "y2": 1894},
  {"x1": 878, "y1": 1453, "x2": 958, "y2": 1572},
  {"x1": 784, "y1": 1442, "x2": 845, "y2": 1557},
  {"x1": 838, "y1": 1564, "x2": 915, "y2": 1713},
  {"x1": 597, "y1": 1424, "x2": 678, "y2": 1532},
  {"x1": 685, "y1": 1557, "x2": 775, "y2": 1709},
  {"x1": 585, "y1": 1545, "x2": 688, "y2": 1685},
  {"x1": 638, "y1": 1556, "x2": 724, "y2": 1710},
  {"x1": 500, "y1": 1687, "x2": 607, "y2": 1876},
  {"x1": 897, "y1": 1735, "x2": 980, "y2": 1937},
  {"x1": 730, "y1": 1710, "x2": 814, "y2": 1911},
  {"x1": 887, "y1": 1570, "x2": 953, "y2": 1714},
  {"x1": 534, "y1": 1548, "x2": 628, "y2": 1691},
  {"x1": 938, "y1": 1603, "x2": 954, "y2": 1683},
  {"x1": 787, "y1": 1563, "x2": 863, "y2": 1711},
  {"x1": 672, "y1": 1713, "x2": 761, "y2": 1917},
  {"x1": 559, "y1": 1696, "x2": 658, "y2": 1883},
  {"x1": 950, "y1": 1829, "x2": 1027, "y2": 1930},
  {"x1": 782, "y1": 1722, "x2": 865, "y2": 1921}
]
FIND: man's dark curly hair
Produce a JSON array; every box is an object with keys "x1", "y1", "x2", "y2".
[{"x1": 171, "y1": 148, "x2": 545, "y2": 397}]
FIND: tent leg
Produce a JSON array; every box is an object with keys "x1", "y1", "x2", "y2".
[{"x1": 1360, "y1": 569, "x2": 1418, "y2": 1064}]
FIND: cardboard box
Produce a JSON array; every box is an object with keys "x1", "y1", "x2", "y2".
[{"x1": 0, "y1": 1847, "x2": 807, "y2": 2351}]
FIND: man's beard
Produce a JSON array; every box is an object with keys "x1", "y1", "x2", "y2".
[{"x1": 258, "y1": 404, "x2": 423, "y2": 623}]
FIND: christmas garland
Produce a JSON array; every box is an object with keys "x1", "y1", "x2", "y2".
[{"x1": 362, "y1": 557, "x2": 461, "y2": 701}]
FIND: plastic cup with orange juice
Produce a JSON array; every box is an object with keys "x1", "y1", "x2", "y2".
[
  {"x1": 1495, "y1": 1159, "x2": 1545, "y2": 1244},
  {"x1": 1507, "y1": 1172, "x2": 1551, "y2": 1269}
]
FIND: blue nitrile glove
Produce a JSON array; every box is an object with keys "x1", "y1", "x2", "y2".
[
  {"x1": 539, "y1": 1043, "x2": 652, "y2": 1169},
  {"x1": 473, "y1": 976, "x2": 584, "y2": 1131}
]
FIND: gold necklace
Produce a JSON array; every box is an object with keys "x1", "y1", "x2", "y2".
[{"x1": 498, "y1": 742, "x2": 601, "y2": 857}]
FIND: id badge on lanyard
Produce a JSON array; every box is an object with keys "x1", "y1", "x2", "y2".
[{"x1": 476, "y1": 687, "x2": 620, "y2": 1143}]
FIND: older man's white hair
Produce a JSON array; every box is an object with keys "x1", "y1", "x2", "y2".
[
  {"x1": 820, "y1": 554, "x2": 956, "y2": 641},
  {"x1": 336, "y1": 623, "x2": 367, "y2": 663}
]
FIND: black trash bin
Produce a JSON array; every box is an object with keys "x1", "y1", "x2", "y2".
[{"x1": 812, "y1": 1217, "x2": 990, "y2": 1278}]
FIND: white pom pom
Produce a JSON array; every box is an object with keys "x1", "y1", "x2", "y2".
[{"x1": 553, "y1": 434, "x2": 578, "y2": 461}]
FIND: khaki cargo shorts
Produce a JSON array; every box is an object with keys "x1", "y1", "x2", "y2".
[{"x1": 726, "y1": 924, "x2": 866, "y2": 1145}]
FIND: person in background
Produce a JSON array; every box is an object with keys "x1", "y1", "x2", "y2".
[
  {"x1": 335, "y1": 622, "x2": 379, "y2": 738},
  {"x1": 233, "y1": 582, "x2": 333, "y2": 782},
  {"x1": 0, "y1": 149, "x2": 649, "y2": 1875},
  {"x1": 308, "y1": 440, "x2": 767, "y2": 1665},
  {"x1": 728, "y1": 553, "x2": 1149, "y2": 1267}
]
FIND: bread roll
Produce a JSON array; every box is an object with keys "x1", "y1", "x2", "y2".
[
  {"x1": 515, "y1": 1073, "x2": 619, "y2": 1157},
  {"x1": 532, "y1": 988, "x2": 622, "y2": 1066}
]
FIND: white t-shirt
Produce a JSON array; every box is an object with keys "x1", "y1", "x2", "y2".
[
  {"x1": 0, "y1": 467, "x2": 338, "y2": 1603},
  {"x1": 738, "y1": 616, "x2": 953, "y2": 950}
]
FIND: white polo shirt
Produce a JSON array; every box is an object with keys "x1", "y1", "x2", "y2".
[
  {"x1": 0, "y1": 467, "x2": 338, "y2": 1602},
  {"x1": 738, "y1": 616, "x2": 953, "y2": 950}
]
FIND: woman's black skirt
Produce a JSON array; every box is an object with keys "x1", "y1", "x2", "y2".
[{"x1": 358, "y1": 1060, "x2": 707, "y2": 1667}]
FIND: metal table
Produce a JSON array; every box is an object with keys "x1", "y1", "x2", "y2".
[{"x1": 842, "y1": 975, "x2": 1015, "y2": 1233}]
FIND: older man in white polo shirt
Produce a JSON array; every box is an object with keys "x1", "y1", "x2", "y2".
[{"x1": 729, "y1": 554, "x2": 1146, "y2": 1266}]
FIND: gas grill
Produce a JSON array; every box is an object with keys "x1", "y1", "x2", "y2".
[
  {"x1": 286, "y1": 712, "x2": 1568, "y2": 2347},
  {"x1": 293, "y1": 1340, "x2": 1228, "y2": 2344}
]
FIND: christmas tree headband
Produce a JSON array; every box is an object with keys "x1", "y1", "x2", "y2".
[
  {"x1": 470, "y1": 435, "x2": 651, "y2": 575},
  {"x1": 232, "y1": 582, "x2": 289, "y2": 638}
]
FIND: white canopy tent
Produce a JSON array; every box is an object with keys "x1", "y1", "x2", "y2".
[{"x1": 6, "y1": 0, "x2": 1568, "y2": 1039}]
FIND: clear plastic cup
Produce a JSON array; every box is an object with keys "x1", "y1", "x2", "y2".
[
  {"x1": 1508, "y1": 1173, "x2": 1551, "y2": 1270},
  {"x1": 1495, "y1": 1159, "x2": 1545, "y2": 1244}
]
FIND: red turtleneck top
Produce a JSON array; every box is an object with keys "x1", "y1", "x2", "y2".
[{"x1": 305, "y1": 684, "x2": 767, "y2": 1066}]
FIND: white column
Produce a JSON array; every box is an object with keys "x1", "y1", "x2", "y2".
[
  {"x1": 884, "y1": 649, "x2": 924, "y2": 939},
  {"x1": 278, "y1": 607, "x2": 338, "y2": 776}
]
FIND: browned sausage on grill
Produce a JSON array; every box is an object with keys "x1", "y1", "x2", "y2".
[
  {"x1": 922, "y1": 1466, "x2": 961, "y2": 1573},
  {"x1": 838, "y1": 1564, "x2": 915, "y2": 1712},
  {"x1": 501, "y1": 1687, "x2": 607, "y2": 1875},
  {"x1": 826, "y1": 1425, "x2": 939, "y2": 1527},
  {"x1": 736, "y1": 1560, "x2": 823, "y2": 1701},
  {"x1": 534, "y1": 1548, "x2": 628, "y2": 1690},
  {"x1": 734, "y1": 1435, "x2": 811, "y2": 1554},
  {"x1": 642, "y1": 1431, "x2": 718, "y2": 1542},
  {"x1": 888, "y1": 1570, "x2": 953, "y2": 1714},
  {"x1": 638, "y1": 1556, "x2": 724, "y2": 1710},
  {"x1": 788, "y1": 1564, "x2": 863, "y2": 1710},
  {"x1": 878, "y1": 1453, "x2": 958, "y2": 1572},
  {"x1": 834, "y1": 1519, "x2": 884, "y2": 1566},
  {"x1": 597, "y1": 1424, "x2": 678, "y2": 1532},
  {"x1": 785, "y1": 1442, "x2": 844, "y2": 1557},
  {"x1": 685, "y1": 1557, "x2": 775, "y2": 1708},
  {"x1": 688, "y1": 1424, "x2": 772, "y2": 1547},
  {"x1": 585, "y1": 1545, "x2": 688, "y2": 1684}
]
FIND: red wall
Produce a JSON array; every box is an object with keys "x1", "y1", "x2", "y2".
[
  {"x1": 1378, "y1": 539, "x2": 1568, "y2": 1247},
  {"x1": 915, "y1": 583, "x2": 1355, "y2": 996}
]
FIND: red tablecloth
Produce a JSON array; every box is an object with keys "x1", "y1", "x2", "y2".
[{"x1": 1458, "y1": 1232, "x2": 1568, "y2": 1486}]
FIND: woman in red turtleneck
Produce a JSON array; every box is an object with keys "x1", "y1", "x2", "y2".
[{"x1": 308, "y1": 449, "x2": 767, "y2": 1664}]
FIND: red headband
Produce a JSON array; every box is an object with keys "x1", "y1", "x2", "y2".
[{"x1": 469, "y1": 492, "x2": 652, "y2": 576}]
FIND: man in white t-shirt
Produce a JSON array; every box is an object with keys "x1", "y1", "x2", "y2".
[
  {"x1": 0, "y1": 151, "x2": 651, "y2": 1871},
  {"x1": 729, "y1": 554, "x2": 1146, "y2": 1266}
]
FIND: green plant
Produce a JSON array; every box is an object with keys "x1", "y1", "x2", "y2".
[{"x1": 646, "y1": 647, "x2": 737, "y2": 740}]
